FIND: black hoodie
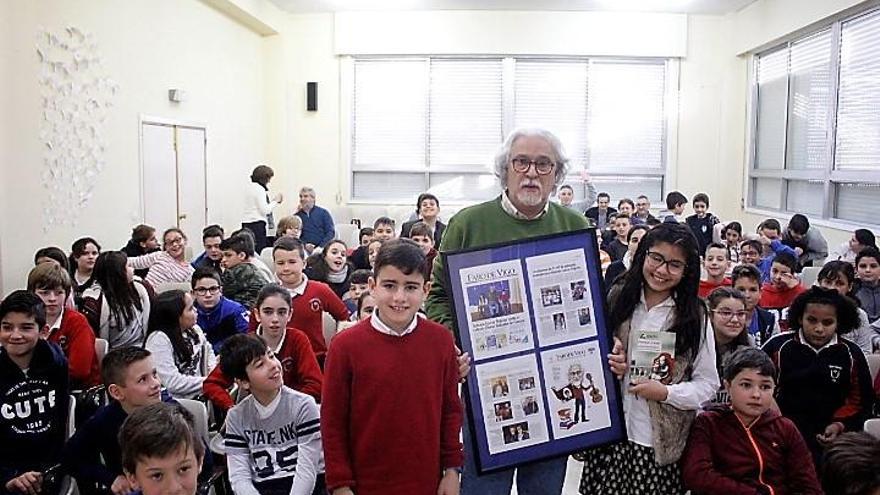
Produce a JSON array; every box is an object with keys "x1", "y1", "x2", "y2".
[
  {"x1": 122, "y1": 239, "x2": 160, "y2": 279},
  {"x1": 0, "y1": 339, "x2": 69, "y2": 492}
]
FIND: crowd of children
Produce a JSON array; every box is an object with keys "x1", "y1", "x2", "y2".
[{"x1": 4, "y1": 183, "x2": 880, "y2": 495}]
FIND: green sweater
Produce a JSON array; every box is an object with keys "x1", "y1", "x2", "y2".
[{"x1": 425, "y1": 196, "x2": 590, "y2": 333}]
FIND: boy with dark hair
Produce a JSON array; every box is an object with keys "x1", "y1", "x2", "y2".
[
  {"x1": 119, "y1": 401, "x2": 205, "y2": 495},
  {"x1": 0, "y1": 291, "x2": 69, "y2": 495},
  {"x1": 358, "y1": 227, "x2": 374, "y2": 247},
  {"x1": 63, "y1": 347, "x2": 166, "y2": 494},
  {"x1": 222, "y1": 334, "x2": 323, "y2": 495},
  {"x1": 220, "y1": 235, "x2": 269, "y2": 308},
  {"x1": 229, "y1": 228, "x2": 275, "y2": 282},
  {"x1": 585, "y1": 192, "x2": 616, "y2": 230},
  {"x1": 759, "y1": 252, "x2": 806, "y2": 328},
  {"x1": 686, "y1": 192, "x2": 720, "y2": 255},
  {"x1": 821, "y1": 432, "x2": 880, "y2": 495},
  {"x1": 662, "y1": 190, "x2": 688, "y2": 223},
  {"x1": 27, "y1": 262, "x2": 101, "y2": 388},
  {"x1": 698, "y1": 243, "x2": 731, "y2": 299},
  {"x1": 408, "y1": 221, "x2": 438, "y2": 280},
  {"x1": 783, "y1": 214, "x2": 828, "y2": 268},
  {"x1": 855, "y1": 248, "x2": 880, "y2": 323},
  {"x1": 751, "y1": 219, "x2": 800, "y2": 283},
  {"x1": 731, "y1": 264, "x2": 778, "y2": 347},
  {"x1": 350, "y1": 218, "x2": 396, "y2": 270},
  {"x1": 322, "y1": 238, "x2": 463, "y2": 495},
  {"x1": 192, "y1": 224, "x2": 225, "y2": 270},
  {"x1": 343, "y1": 269, "x2": 372, "y2": 315},
  {"x1": 682, "y1": 347, "x2": 822, "y2": 494},
  {"x1": 191, "y1": 266, "x2": 249, "y2": 352},
  {"x1": 601, "y1": 213, "x2": 631, "y2": 262}
]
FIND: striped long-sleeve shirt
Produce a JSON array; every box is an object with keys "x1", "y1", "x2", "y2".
[{"x1": 128, "y1": 250, "x2": 195, "y2": 286}]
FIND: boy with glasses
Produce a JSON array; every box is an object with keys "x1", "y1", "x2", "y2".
[{"x1": 192, "y1": 267, "x2": 249, "y2": 353}]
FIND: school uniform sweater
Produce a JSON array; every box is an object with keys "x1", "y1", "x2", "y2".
[
  {"x1": 681, "y1": 406, "x2": 822, "y2": 495},
  {"x1": 748, "y1": 307, "x2": 777, "y2": 348},
  {"x1": 758, "y1": 283, "x2": 806, "y2": 329},
  {"x1": 0, "y1": 340, "x2": 69, "y2": 491},
  {"x1": 761, "y1": 331, "x2": 873, "y2": 459},
  {"x1": 196, "y1": 297, "x2": 250, "y2": 353},
  {"x1": 686, "y1": 213, "x2": 720, "y2": 255},
  {"x1": 48, "y1": 308, "x2": 101, "y2": 389},
  {"x1": 698, "y1": 277, "x2": 732, "y2": 299},
  {"x1": 203, "y1": 325, "x2": 323, "y2": 411},
  {"x1": 855, "y1": 281, "x2": 880, "y2": 323},
  {"x1": 321, "y1": 317, "x2": 464, "y2": 495}
]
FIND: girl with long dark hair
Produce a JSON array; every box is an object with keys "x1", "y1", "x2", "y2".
[{"x1": 81, "y1": 251, "x2": 151, "y2": 349}]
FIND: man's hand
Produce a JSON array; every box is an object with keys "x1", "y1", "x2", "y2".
[
  {"x1": 305, "y1": 243, "x2": 316, "y2": 252},
  {"x1": 437, "y1": 469, "x2": 460, "y2": 495},
  {"x1": 111, "y1": 474, "x2": 135, "y2": 495},
  {"x1": 5, "y1": 471, "x2": 42, "y2": 495},
  {"x1": 455, "y1": 346, "x2": 471, "y2": 382},
  {"x1": 608, "y1": 337, "x2": 627, "y2": 379},
  {"x1": 274, "y1": 193, "x2": 284, "y2": 204}
]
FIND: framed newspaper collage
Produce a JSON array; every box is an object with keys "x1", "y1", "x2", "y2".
[{"x1": 443, "y1": 229, "x2": 626, "y2": 473}]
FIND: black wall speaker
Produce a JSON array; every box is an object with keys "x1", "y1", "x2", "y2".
[{"x1": 307, "y1": 82, "x2": 318, "y2": 112}]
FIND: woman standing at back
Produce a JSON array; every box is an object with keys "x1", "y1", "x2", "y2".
[{"x1": 242, "y1": 164, "x2": 283, "y2": 252}]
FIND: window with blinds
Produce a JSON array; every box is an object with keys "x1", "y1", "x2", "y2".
[
  {"x1": 351, "y1": 57, "x2": 671, "y2": 203},
  {"x1": 749, "y1": 7, "x2": 880, "y2": 228}
]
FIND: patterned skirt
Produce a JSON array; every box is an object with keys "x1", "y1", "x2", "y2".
[{"x1": 578, "y1": 441, "x2": 684, "y2": 495}]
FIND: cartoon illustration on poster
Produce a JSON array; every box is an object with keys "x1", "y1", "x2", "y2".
[{"x1": 540, "y1": 341, "x2": 611, "y2": 439}]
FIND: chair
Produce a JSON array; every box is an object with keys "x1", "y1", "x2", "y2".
[
  {"x1": 800, "y1": 266, "x2": 821, "y2": 288},
  {"x1": 865, "y1": 418, "x2": 880, "y2": 439},
  {"x1": 335, "y1": 223, "x2": 359, "y2": 248},
  {"x1": 155, "y1": 282, "x2": 192, "y2": 294},
  {"x1": 323, "y1": 312, "x2": 338, "y2": 348},
  {"x1": 94, "y1": 338, "x2": 109, "y2": 366},
  {"x1": 260, "y1": 247, "x2": 274, "y2": 273},
  {"x1": 57, "y1": 396, "x2": 78, "y2": 495},
  {"x1": 177, "y1": 398, "x2": 210, "y2": 446},
  {"x1": 867, "y1": 354, "x2": 880, "y2": 383}
]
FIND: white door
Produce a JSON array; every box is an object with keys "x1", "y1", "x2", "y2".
[
  {"x1": 175, "y1": 126, "x2": 207, "y2": 245},
  {"x1": 141, "y1": 123, "x2": 177, "y2": 231}
]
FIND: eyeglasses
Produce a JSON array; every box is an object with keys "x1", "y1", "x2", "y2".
[
  {"x1": 165, "y1": 237, "x2": 185, "y2": 246},
  {"x1": 510, "y1": 156, "x2": 555, "y2": 175},
  {"x1": 193, "y1": 286, "x2": 221, "y2": 295},
  {"x1": 645, "y1": 251, "x2": 687, "y2": 274},
  {"x1": 712, "y1": 309, "x2": 749, "y2": 321}
]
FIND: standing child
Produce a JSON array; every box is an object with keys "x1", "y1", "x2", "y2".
[
  {"x1": 682, "y1": 347, "x2": 822, "y2": 494},
  {"x1": 662, "y1": 191, "x2": 687, "y2": 224},
  {"x1": 731, "y1": 264, "x2": 778, "y2": 347},
  {"x1": 144, "y1": 290, "x2": 216, "y2": 399},
  {"x1": 305, "y1": 239, "x2": 352, "y2": 299},
  {"x1": 0, "y1": 291, "x2": 69, "y2": 495},
  {"x1": 761, "y1": 287, "x2": 873, "y2": 465},
  {"x1": 855, "y1": 247, "x2": 880, "y2": 323},
  {"x1": 220, "y1": 235, "x2": 270, "y2": 308},
  {"x1": 82, "y1": 251, "x2": 151, "y2": 350},
  {"x1": 759, "y1": 252, "x2": 806, "y2": 329},
  {"x1": 223, "y1": 334, "x2": 324, "y2": 495},
  {"x1": 580, "y1": 223, "x2": 719, "y2": 495},
  {"x1": 322, "y1": 239, "x2": 463, "y2": 495},
  {"x1": 685, "y1": 193, "x2": 720, "y2": 255},
  {"x1": 191, "y1": 267, "x2": 249, "y2": 353},
  {"x1": 27, "y1": 263, "x2": 101, "y2": 389},
  {"x1": 119, "y1": 402, "x2": 205, "y2": 495},
  {"x1": 270, "y1": 237, "x2": 350, "y2": 366},
  {"x1": 818, "y1": 261, "x2": 880, "y2": 354},
  {"x1": 698, "y1": 243, "x2": 731, "y2": 299}
]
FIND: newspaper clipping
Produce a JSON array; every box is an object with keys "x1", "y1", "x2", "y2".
[
  {"x1": 475, "y1": 354, "x2": 550, "y2": 454},
  {"x1": 540, "y1": 341, "x2": 611, "y2": 439},
  {"x1": 459, "y1": 260, "x2": 534, "y2": 360},
  {"x1": 525, "y1": 249, "x2": 597, "y2": 346}
]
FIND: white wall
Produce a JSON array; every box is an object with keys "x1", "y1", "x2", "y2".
[{"x1": 1, "y1": 0, "x2": 269, "y2": 292}]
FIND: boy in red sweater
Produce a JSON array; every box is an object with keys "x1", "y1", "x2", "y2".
[
  {"x1": 698, "y1": 242, "x2": 731, "y2": 299},
  {"x1": 322, "y1": 239, "x2": 463, "y2": 495},
  {"x1": 759, "y1": 252, "x2": 806, "y2": 329},
  {"x1": 264, "y1": 237, "x2": 349, "y2": 367},
  {"x1": 27, "y1": 262, "x2": 100, "y2": 389},
  {"x1": 682, "y1": 347, "x2": 822, "y2": 494}
]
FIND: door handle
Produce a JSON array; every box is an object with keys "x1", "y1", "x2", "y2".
[{"x1": 178, "y1": 213, "x2": 187, "y2": 220}]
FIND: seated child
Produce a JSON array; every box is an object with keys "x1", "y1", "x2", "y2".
[
  {"x1": 27, "y1": 263, "x2": 101, "y2": 389},
  {"x1": 682, "y1": 347, "x2": 822, "y2": 494},
  {"x1": 818, "y1": 261, "x2": 880, "y2": 354},
  {"x1": 119, "y1": 401, "x2": 205, "y2": 495},
  {"x1": 754, "y1": 219, "x2": 799, "y2": 283},
  {"x1": 706, "y1": 287, "x2": 751, "y2": 396},
  {"x1": 821, "y1": 432, "x2": 880, "y2": 495},
  {"x1": 350, "y1": 217, "x2": 395, "y2": 270},
  {"x1": 63, "y1": 347, "x2": 165, "y2": 494},
  {"x1": 761, "y1": 287, "x2": 873, "y2": 465},
  {"x1": 276, "y1": 215, "x2": 303, "y2": 239},
  {"x1": 304, "y1": 239, "x2": 352, "y2": 299},
  {"x1": 738, "y1": 239, "x2": 763, "y2": 267},
  {"x1": 408, "y1": 221, "x2": 438, "y2": 280},
  {"x1": 0, "y1": 291, "x2": 69, "y2": 495},
  {"x1": 698, "y1": 243, "x2": 731, "y2": 298},
  {"x1": 203, "y1": 286, "x2": 323, "y2": 412},
  {"x1": 603, "y1": 225, "x2": 649, "y2": 293},
  {"x1": 229, "y1": 228, "x2": 275, "y2": 283},
  {"x1": 144, "y1": 290, "x2": 217, "y2": 399},
  {"x1": 685, "y1": 192, "x2": 720, "y2": 255},
  {"x1": 358, "y1": 227, "x2": 374, "y2": 248},
  {"x1": 731, "y1": 264, "x2": 778, "y2": 347},
  {"x1": 721, "y1": 221, "x2": 742, "y2": 264},
  {"x1": 191, "y1": 267, "x2": 249, "y2": 353},
  {"x1": 221, "y1": 235, "x2": 270, "y2": 308},
  {"x1": 759, "y1": 252, "x2": 806, "y2": 329},
  {"x1": 191, "y1": 224, "x2": 224, "y2": 271},
  {"x1": 223, "y1": 334, "x2": 324, "y2": 495},
  {"x1": 855, "y1": 247, "x2": 880, "y2": 323},
  {"x1": 322, "y1": 239, "x2": 463, "y2": 495},
  {"x1": 121, "y1": 224, "x2": 160, "y2": 279},
  {"x1": 270, "y1": 237, "x2": 349, "y2": 366},
  {"x1": 343, "y1": 269, "x2": 371, "y2": 316},
  {"x1": 601, "y1": 213, "x2": 631, "y2": 262},
  {"x1": 336, "y1": 291, "x2": 377, "y2": 333},
  {"x1": 782, "y1": 214, "x2": 828, "y2": 268}
]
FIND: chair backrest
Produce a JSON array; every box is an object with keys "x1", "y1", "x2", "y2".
[
  {"x1": 67, "y1": 395, "x2": 76, "y2": 438},
  {"x1": 177, "y1": 398, "x2": 209, "y2": 445},
  {"x1": 260, "y1": 247, "x2": 275, "y2": 273},
  {"x1": 94, "y1": 338, "x2": 109, "y2": 366},
  {"x1": 800, "y1": 266, "x2": 821, "y2": 288},
  {"x1": 867, "y1": 354, "x2": 880, "y2": 384},
  {"x1": 155, "y1": 282, "x2": 192, "y2": 294},
  {"x1": 866, "y1": 418, "x2": 880, "y2": 439},
  {"x1": 323, "y1": 312, "x2": 338, "y2": 348}
]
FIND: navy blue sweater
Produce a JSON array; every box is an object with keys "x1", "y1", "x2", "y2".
[{"x1": 296, "y1": 205, "x2": 335, "y2": 247}]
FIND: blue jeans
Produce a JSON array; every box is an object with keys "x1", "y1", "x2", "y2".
[{"x1": 461, "y1": 412, "x2": 568, "y2": 495}]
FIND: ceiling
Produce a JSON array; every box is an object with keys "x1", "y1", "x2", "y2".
[{"x1": 267, "y1": 0, "x2": 759, "y2": 14}]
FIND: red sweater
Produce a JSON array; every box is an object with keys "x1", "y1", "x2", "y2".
[
  {"x1": 698, "y1": 277, "x2": 731, "y2": 299},
  {"x1": 248, "y1": 280, "x2": 349, "y2": 362},
  {"x1": 682, "y1": 406, "x2": 822, "y2": 495},
  {"x1": 49, "y1": 309, "x2": 101, "y2": 388},
  {"x1": 759, "y1": 283, "x2": 806, "y2": 330},
  {"x1": 321, "y1": 317, "x2": 463, "y2": 495},
  {"x1": 202, "y1": 326, "x2": 323, "y2": 411}
]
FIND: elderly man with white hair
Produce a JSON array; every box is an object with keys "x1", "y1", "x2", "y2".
[
  {"x1": 295, "y1": 186, "x2": 336, "y2": 252},
  {"x1": 426, "y1": 128, "x2": 589, "y2": 495}
]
